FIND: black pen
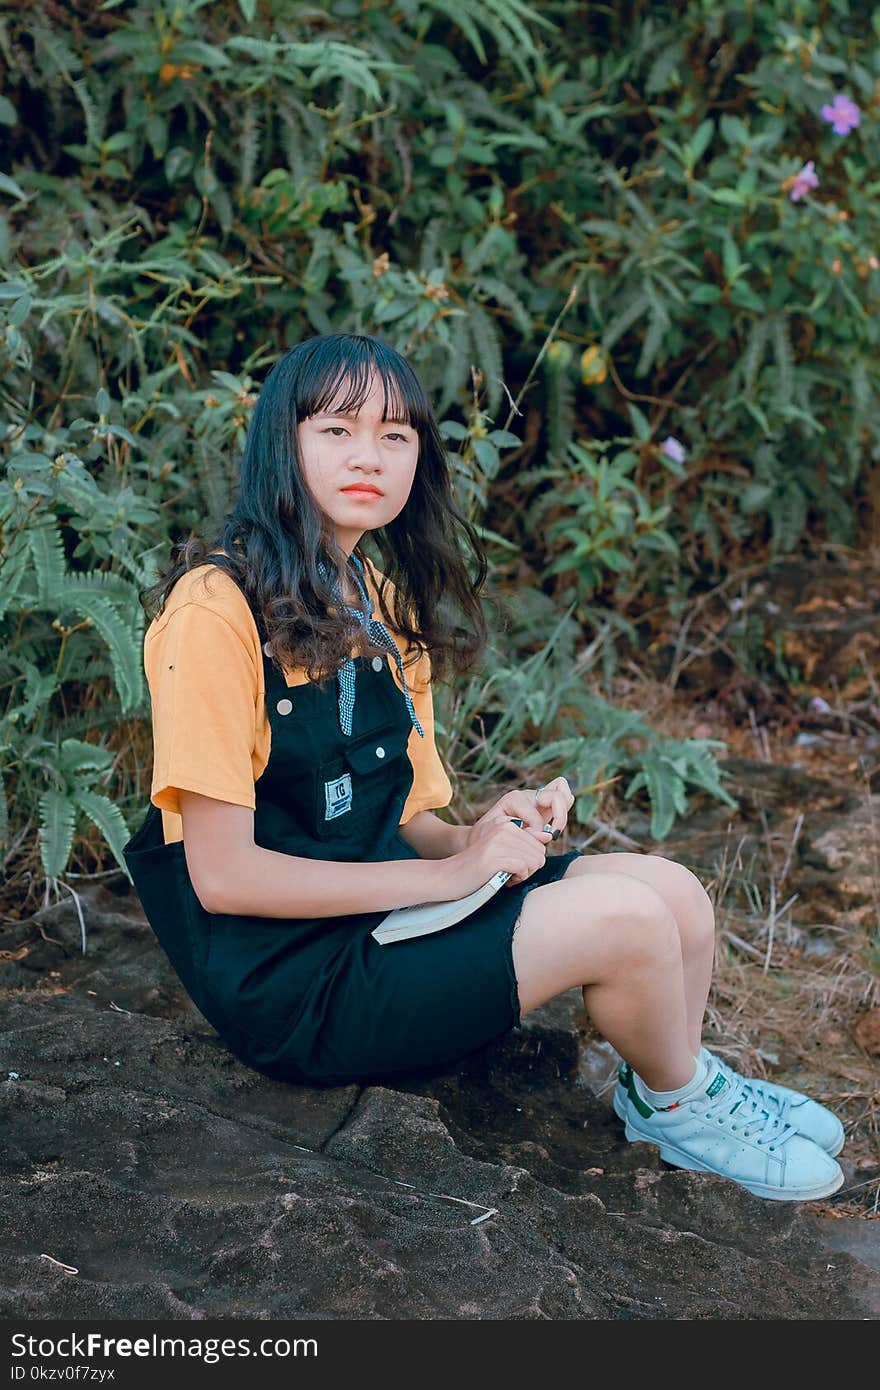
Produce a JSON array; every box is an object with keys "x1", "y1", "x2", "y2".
[{"x1": 515, "y1": 816, "x2": 560, "y2": 841}]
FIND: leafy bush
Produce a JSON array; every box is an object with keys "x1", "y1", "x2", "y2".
[{"x1": 1, "y1": 0, "x2": 877, "y2": 897}]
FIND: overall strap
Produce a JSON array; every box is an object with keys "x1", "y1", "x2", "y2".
[{"x1": 317, "y1": 552, "x2": 424, "y2": 739}]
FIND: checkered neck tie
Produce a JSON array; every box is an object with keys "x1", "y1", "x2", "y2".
[{"x1": 317, "y1": 553, "x2": 425, "y2": 740}]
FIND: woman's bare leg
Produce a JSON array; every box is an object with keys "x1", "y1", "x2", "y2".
[
  {"x1": 559, "y1": 853, "x2": 715, "y2": 1057},
  {"x1": 510, "y1": 872, "x2": 696, "y2": 1092}
]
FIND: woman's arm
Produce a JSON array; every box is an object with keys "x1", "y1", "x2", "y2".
[
  {"x1": 397, "y1": 809, "x2": 470, "y2": 860},
  {"x1": 179, "y1": 791, "x2": 452, "y2": 919}
]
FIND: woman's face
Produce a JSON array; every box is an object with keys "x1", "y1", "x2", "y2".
[{"x1": 297, "y1": 373, "x2": 419, "y2": 557}]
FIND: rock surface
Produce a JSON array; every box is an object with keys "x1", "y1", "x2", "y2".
[{"x1": 1, "y1": 870, "x2": 878, "y2": 1321}]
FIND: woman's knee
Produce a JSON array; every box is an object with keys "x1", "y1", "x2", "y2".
[
  {"x1": 603, "y1": 877, "x2": 683, "y2": 969},
  {"x1": 511, "y1": 872, "x2": 681, "y2": 1014},
  {"x1": 568, "y1": 850, "x2": 715, "y2": 949},
  {"x1": 657, "y1": 858, "x2": 716, "y2": 950}
]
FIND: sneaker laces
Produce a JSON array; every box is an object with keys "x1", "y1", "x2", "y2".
[
  {"x1": 708, "y1": 1052, "x2": 796, "y2": 1129},
  {"x1": 696, "y1": 1071, "x2": 798, "y2": 1151}
]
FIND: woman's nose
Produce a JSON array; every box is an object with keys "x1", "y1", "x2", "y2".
[{"x1": 352, "y1": 438, "x2": 383, "y2": 468}]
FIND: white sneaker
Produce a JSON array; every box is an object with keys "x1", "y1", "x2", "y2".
[
  {"x1": 614, "y1": 1050, "x2": 845, "y2": 1156},
  {"x1": 616, "y1": 1063, "x2": 845, "y2": 1201}
]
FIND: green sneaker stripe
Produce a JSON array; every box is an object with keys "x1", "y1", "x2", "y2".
[{"x1": 626, "y1": 1070, "x2": 655, "y2": 1119}]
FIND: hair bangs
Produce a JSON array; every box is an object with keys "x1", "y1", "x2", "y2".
[{"x1": 296, "y1": 335, "x2": 426, "y2": 430}]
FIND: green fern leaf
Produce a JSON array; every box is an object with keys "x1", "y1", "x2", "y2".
[
  {"x1": 467, "y1": 302, "x2": 505, "y2": 415},
  {"x1": 417, "y1": 219, "x2": 443, "y2": 273},
  {"x1": 0, "y1": 529, "x2": 30, "y2": 624},
  {"x1": 676, "y1": 743, "x2": 738, "y2": 807},
  {"x1": 72, "y1": 77, "x2": 104, "y2": 149},
  {"x1": 38, "y1": 787, "x2": 76, "y2": 879},
  {"x1": 741, "y1": 317, "x2": 770, "y2": 396},
  {"x1": 626, "y1": 756, "x2": 688, "y2": 840},
  {"x1": 419, "y1": 0, "x2": 554, "y2": 77},
  {"x1": 479, "y1": 274, "x2": 533, "y2": 338},
  {"x1": 543, "y1": 353, "x2": 575, "y2": 468},
  {"x1": 76, "y1": 788, "x2": 133, "y2": 881},
  {"x1": 58, "y1": 737, "x2": 114, "y2": 777},
  {"x1": 770, "y1": 314, "x2": 793, "y2": 412},
  {"x1": 436, "y1": 323, "x2": 470, "y2": 416},
  {"x1": 27, "y1": 518, "x2": 67, "y2": 605},
  {"x1": 602, "y1": 288, "x2": 650, "y2": 351},
  {"x1": 48, "y1": 567, "x2": 135, "y2": 615},
  {"x1": 49, "y1": 581, "x2": 144, "y2": 714},
  {"x1": 637, "y1": 285, "x2": 670, "y2": 377},
  {"x1": 32, "y1": 22, "x2": 82, "y2": 80},
  {"x1": 239, "y1": 96, "x2": 258, "y2": 191},
  {"x1": 4, "y1": 658, "x2": 58, "y2": 722}
]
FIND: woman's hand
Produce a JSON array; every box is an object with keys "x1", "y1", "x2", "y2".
[
  {"x1": 443, "y1": 817, "x2": 549, "y2": 898},
  {"x1": 467, "y1": 776, "x2": 574, "y2": 849}
]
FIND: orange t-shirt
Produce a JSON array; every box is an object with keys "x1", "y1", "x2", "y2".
[{"x1": 144, "y1": 556, "x2": 454, "y2": 846}]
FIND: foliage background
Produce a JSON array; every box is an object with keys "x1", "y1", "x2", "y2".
[{"x1": 1, "y1": 0, "x2": 878, "y2": 905}]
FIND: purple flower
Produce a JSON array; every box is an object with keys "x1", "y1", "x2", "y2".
[
  {"x1": 820, "y1": 94, "x2": 860, "y2": 136},
  {"x1": 789, "y1": 160, "x2": 818, "y2": 202},
  {"x1": 660, "y1": 435, "x2": 686, "y2": 465}
]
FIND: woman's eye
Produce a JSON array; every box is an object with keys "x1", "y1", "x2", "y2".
[{"x1": 322, "y1": 427, "x2": 410, "y2": 442}]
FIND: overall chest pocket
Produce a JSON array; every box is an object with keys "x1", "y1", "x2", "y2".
[{"x1": 313, "y1": 725, "x2": 410, "y2": 841}]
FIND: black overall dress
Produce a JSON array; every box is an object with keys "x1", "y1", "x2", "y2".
[{"x1": 123, "y1": 595, "x2": 582, "y2": 1087}]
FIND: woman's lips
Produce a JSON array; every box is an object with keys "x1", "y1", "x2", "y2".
[{"x1": 340, "y1": 486, "x2": 383, "y2": 498}]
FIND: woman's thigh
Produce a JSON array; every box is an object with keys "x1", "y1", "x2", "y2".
[{"x1": 511, "y1": 869, "x2": 680, "y2": 1017}]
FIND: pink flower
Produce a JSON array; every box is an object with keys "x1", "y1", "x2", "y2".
[
  {"x1": 820, "y1": 94, "x2": 861, "y2": 136},
  {"x1": 790, "y1": 160, "x2": 819, "y2": 202},
  {"x1": 660, "y1": 435, "x2": 686, "y2": 465}
]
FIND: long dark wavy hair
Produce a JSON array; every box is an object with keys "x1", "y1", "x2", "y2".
[{"x1": 138, "y1": 332, "x2": 490, "y2": 686}]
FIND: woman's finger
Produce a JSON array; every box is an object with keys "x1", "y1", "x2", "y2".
[
  {"x1": 535, "y1": 781, "x2": 572, "y2": 837},
  {"x1": 491, "y1": 790, "x2": 543, "y2": 834}
]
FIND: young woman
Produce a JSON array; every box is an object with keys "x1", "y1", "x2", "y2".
[{"x1": 124, "y1": 332, "x2": 845, "y2": 1203}]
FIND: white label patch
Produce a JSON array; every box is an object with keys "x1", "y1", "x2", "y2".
[{"x1": 324, "y1": 772, "x2": 352, "y2": 820}]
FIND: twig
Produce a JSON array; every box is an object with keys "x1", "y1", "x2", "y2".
[
  {"x1": 763, "y1": 892, "x2": 799, "y2": 976},
  {"x1": 496, "y1": 376, "x2": 524, "y2": 424},
  {"x1": 582, "y1": 820, "x2": 643, "y2": 851},
  {"x1": 748, "y1": 708, "x2": 771, "y2": 763},
  {"x1": 722, "y1": 929, "x2": 765, "y2": 961},
  {"x1": 572, "y1": 620, "x2": 615, "y2": 676},
  {"x1": 63, "y1": 866, "x2": 128, "y2": 880},
  {"x1": 44, "y1": 878, "x2": 88, "y2": 955},
  {"x1": 664, "y1": 566, "x2": 767, "y2": 690},
  {"x1": 853, "y1": 636, "x2": 880, "y2": 708},
  {"x1": 281, "y1": 1143, "x2": 500, "y2": 1226},
  {"x1": 39, "y1": 1254, "x2": 78, "y2": 1275},
  {"x1": 389, "y1": 1180, "x2": 498, "y2": 1225},
  {"x1": 502, "y1": 274, "x2": 585, "y2": 434},
  {"x1": 778, "y1": 813, "x2": 804, "y2": 886}
]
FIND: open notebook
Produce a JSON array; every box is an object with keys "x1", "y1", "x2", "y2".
[
  {"x1": 371, "y1": 869, "x2": 511, "y2": 944},
  {"x1": 371, "y1": 817, "x2": 527, "y2": 945}
]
